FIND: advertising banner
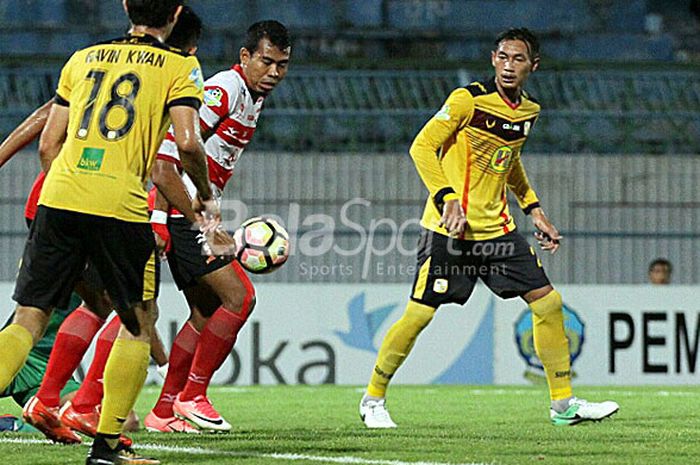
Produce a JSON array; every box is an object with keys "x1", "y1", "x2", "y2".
[{"x1": 0, "y1": 283, "x2": 697, "y2": 385}]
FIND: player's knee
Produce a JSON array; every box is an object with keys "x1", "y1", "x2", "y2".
[
  {"x1": 529, "y1": 289, "x2": 562, "y2": 318},
  {"x1": 404, "y1": 301, "x2": 436, "y2": 329},
  {"x1": 222, "y1": 285, "x2": 255, "y2": 319}
]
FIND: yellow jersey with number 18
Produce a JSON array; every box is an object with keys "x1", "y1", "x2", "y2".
[{"x1": 39, "y1": 33, "x2": 204, "y2": 223}]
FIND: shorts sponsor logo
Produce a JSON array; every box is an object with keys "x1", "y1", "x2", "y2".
[
  {"x1": 433, "y1": 278, "x2": 449, "y2": 294},
  {"x1": 76, "y1": 147, "x2": 105, "y2": 171},
  {"x1": 514, "y1": 304, "x2": 585, "y2": 383}
]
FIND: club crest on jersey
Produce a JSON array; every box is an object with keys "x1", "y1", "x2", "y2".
[
  {"x1": 204, "y1": 88, "x2": 223, "y2": 107},
  {"x1": 490, "y1": 146, "x2": 512, "y2": 173},
  {"x1": 435, "y1": 104, "x2": 450, "y2": 121},
  {"x1": 189, "y1": 67, "x2": 204, "y2": 90}
]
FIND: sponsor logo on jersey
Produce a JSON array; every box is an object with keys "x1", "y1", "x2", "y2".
[
  {"x1": 76, "y1": 147, "x2": 105, "y2": 171},
  {"x1": 524, "y1": 121, "x2": 532, "y2": 135},
  {"x1": 489, "y1": 146, "x2": 512, "y2": 173}
]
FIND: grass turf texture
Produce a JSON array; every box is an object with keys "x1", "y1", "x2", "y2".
[{"x1": 1, "y1": 385, "x2": 699, "y2": 465}]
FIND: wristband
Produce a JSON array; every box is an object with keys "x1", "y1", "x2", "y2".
[{"x1": 150, "y1": 210, "x2": 168, "y2": 224}]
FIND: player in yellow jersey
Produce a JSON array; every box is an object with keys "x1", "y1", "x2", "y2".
[
  {"x1": 0, "y1": 1, "x2": 219, "y2": 464},
  {"x1": 360, "y1": 28, "x2": 619, "y2": 428}
]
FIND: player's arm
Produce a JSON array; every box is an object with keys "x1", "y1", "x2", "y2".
[
  {"x1": 151, "y1": 160, "x2": 197, "y2": 223},
  {"x1": 168, "y1": 105, "x2": 219, "y2": 228},
  {"x1": 410, "y1": 88, "x2": 474, "y2": 235},
  {"x1": 0, "y1": 100, "x2": 53, "y2": 168},
  {"x1": 507, "y1": 155, "x2": 562, "y2": 253},
  {"x1": 37, "y1": 103, "x2": 69, "y2": 172}
]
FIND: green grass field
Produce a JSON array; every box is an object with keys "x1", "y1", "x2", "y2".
[{"x1": 1, "y1": 385, "x2": 699, "y2": 465}]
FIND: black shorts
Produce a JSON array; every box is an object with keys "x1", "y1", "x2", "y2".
[
  {"x1": 25, "y1": 216, "x2": 104, "y2": 291},
  {"x1": 166, "y1": 217, "x2": 233, "y2": 290},
  {"x1": 14, "y1": 206, "x2": 159, "y2": 312},
  {"x1": 410, "y1": 229, "x2": 550, "y2": 307}
]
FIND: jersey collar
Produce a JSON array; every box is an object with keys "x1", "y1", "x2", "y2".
[
  {"x1": 125, "y1": 32, "x2": 163, "y2": 45},
  {"x1": 232, "y1": 64, "x2": 264, "y2": 102}
]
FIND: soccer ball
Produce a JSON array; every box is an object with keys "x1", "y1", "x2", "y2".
[{"x1": 233, "y1": 217, "x2": 290, "y2": 274}]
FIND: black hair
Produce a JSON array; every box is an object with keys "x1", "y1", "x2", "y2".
[
  {"x1": 649, "y1": 258, "x2": 673, "y2": 273},
  {"x1": 126, "y1": 0, "x2": 182, "y2": 28},
  {"x1": 495, "y1": 27, "x2": 540, "y2": 60},
  {"x1": 166, "y1": 5, "x2": 202, "y2": 51},
  {"x1": 242, "y1": 20, "x2": 291, "y2": 54}
]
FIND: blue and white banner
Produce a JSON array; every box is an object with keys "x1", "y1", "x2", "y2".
[{"x1": 0, "y1": 283, "x2": 698, "y2": 385}]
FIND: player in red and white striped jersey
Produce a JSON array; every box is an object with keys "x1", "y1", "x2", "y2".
[{"x1": 143, "y1": 20, "x2": 291, "y2": 433}]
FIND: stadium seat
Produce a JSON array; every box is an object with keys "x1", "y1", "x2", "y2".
[{"x1": 0, "y1": 0, "x2": 66, "y2": 26}]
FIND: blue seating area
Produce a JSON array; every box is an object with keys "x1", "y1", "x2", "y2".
[{"x1": 0, "y1": 0, "x2": 678, "y2": 62}]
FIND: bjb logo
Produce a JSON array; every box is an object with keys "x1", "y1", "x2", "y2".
[{"x1": 514, "y1": 304, "x2": 585, "y2": 383}]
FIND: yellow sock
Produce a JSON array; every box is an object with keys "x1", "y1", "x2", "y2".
[
  {"x1": 367, "y1": 301, "x2": 436, "y2": 398},
  {"x1": 529, "y1": 290, "x2": 572, "y2": 401},
  {"x1": 97, "y1": 338, "x2": 150, "y2": 436},
  {"x1": 0, "y1": 324, "x2": 33, "y2": 391}
]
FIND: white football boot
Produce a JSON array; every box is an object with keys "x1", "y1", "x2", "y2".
[
  {"x1": 550, "y1": 397, "x2": 619, "y2": 426},
  {"x1": 359, "y1": 397, "x2": 397, "y2": 428}
]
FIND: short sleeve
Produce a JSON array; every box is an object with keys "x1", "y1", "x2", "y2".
[
  {"x1": 166, "y1": 56, "x2": 204, "y2": 110},
  {"x1": 55, "y1": 53, "x2": 79, "y2": 106}
]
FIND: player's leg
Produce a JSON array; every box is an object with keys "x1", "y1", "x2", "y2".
[
  {"x1": 7, "y1": 206, "x2": 88, "y2": 443},
  {"x1": 524, "y1": 285, "x2": 619, "y2": 425},
  {"x1": 361, "y1": 230, "x2": 476, "y2": 428},
  {"x1": 92, "y1": 300, "x2": 157, "y2": 462},
  {"x1": 173, "y1": 261, "x2": 255, "y2": 431},
  {"x1": 483, "y1": 232, "x2": 619, "y2": 425},
  {"x1": 35, "y1": 292, "x2": 106, "y2": 410},
  {"x1": 85, "y1": 216, "x2": 159, "y2": 464},
  {"x1": 145, "y1": 301, "x2": 204, "y2": 433},
  {"x1": 0, "y1": 307, "x2": 48, "y2": 391},
  {"x1": 59, "y1": 315, "x2": 120, "y2": 436}
]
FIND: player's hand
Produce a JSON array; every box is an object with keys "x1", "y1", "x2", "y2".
[
  {"x1": 153, "y1": 232, "x2": 169, "y2": 261},
  {"x1": 439, "y1": 199, "x2": 467, "y2": 237},
  {"x1": 201, "y1": 226, "x2": 238, "y2": 256},
  {"x1": 207, "y1": 227, "x2": 238, "y2": 256},
  {"x1": 150, "y1": 211, "x2": 171, "y2": 260},
  {"x1": 193, "y1": 195, "x2": 221, "y2": 233},
  {"x1": 530, "y1": 207, "x2": 562, "y2": 254}
]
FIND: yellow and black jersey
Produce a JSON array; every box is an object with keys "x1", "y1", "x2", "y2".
[
  {"x1": 411, "y1": 78, "x2": 541, "y2": 240},
  {"x1": 39, "y1": 33, "x2": 204, "y2": 223}
]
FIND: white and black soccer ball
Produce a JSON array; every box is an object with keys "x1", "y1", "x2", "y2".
[{"x1": 233, "y1": 217, "x2": 290, "y2": 274}]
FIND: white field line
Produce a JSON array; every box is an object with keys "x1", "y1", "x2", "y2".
[{"x1": 0, "y1": 437, "x2": 491, "y2": 465}]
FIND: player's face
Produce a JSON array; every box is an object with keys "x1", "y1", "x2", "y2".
[
  {"x1": 491, "y1": 39, "x2": 538, "y2": 91},
  {"x1": 240, "y1": 38, "x2": 291, "y2": 95}
]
